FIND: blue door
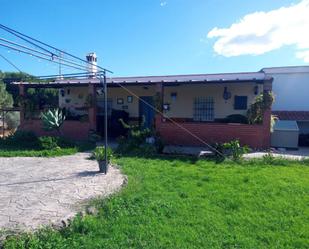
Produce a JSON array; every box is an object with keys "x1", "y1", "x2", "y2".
[{"x1": 139, "y1": 96, "x2": 155, "y2": 129}]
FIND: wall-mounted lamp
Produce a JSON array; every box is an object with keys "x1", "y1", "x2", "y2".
[
  {"x1": 60, "y1": 89, "x2": 65, "y2": 97},
  {"x1": 223, "y1": 87, "x2": 231, "y2": 102},
  {"x1": 170, "y1": 92, "x2": 177, "y2": 101},
  {"x1": 254, "y1": 85, "x2": 259, "y2": 95}
]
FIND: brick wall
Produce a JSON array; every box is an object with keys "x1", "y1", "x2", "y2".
[
  {"x1": 20, "y1": 120, "x2": 91, "y2": 140},
  {"x1": 155, "y1": 110, "x2": 271, "y2": 149}
]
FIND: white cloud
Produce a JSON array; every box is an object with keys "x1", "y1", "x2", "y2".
[
  {"x1": 207, "y1": 0, "x2": 309, "y2": 62},
  {"x1": 160, "y1": 1, "x2": 167, "y2": 7}
]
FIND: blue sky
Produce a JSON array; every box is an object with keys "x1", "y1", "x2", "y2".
[{"x1": 0, "y1": 0, "x2": 308, "y2": 77}]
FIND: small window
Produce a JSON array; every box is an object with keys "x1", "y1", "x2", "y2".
[
  {"x1": 234, "y1": 96, "x2": 248, "y2": 110},
  {"x1": 193, "y1": 97, "x2": 214, "y2": 121}
]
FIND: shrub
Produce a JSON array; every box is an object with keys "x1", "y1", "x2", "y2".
[
  {"x1": 92, "y1": 146, "x2": 113, "y2": 162},
  {"x1": 0, "y1": 130, "x2": 40, "y2": 149},
  {"x1": 116, "y1": 119, "x2": 161, "y2": 155},
  {"x1": 223, "y1": 140, "x2": 249, "y2": 161},
  {"x1": 38, "y1": 136, "x2": 59, "y2": 150},
  {"x1": 247, "y1": 92, "x2": 274, "y2": 124},
  {"x1": 263, "y1": 153, "x2": 275, "y2": 164},
  {"x1": 38, "y1": 136, "x2": 75, "y2": 150},
  {"x1": 224, "y1": 114, "x2": 248, "y2": 124},
  {"x1": 5, "y1": 112, "x2": 20, "y2": 130}
]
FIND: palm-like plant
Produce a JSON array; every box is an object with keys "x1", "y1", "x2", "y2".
[{"x1": 41, "y1": 108, "x2": 65, "y2": 134}]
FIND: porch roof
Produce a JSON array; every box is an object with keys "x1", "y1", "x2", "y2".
[{"x1": 13, "y1": 71, "x2": 272, "y2": 88}]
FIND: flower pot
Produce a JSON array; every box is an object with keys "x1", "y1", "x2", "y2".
[{"x1": 98, "y1": 160, "x2": 108, "y2": 173}]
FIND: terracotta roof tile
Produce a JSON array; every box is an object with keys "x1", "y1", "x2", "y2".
[{"x1": 272, "y1": 111, "x2": 309, "y2": 121}]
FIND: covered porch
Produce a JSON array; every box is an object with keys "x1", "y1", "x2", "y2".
[{"x1": 15, "y1": 72, "x2": 273, "y2": 148}]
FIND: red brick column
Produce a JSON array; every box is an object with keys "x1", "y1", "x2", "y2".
[
  {"x1": 262, "y1": 109, "x2": 271, "y2": 148},
  {"x1": 18, "y1": 84, "x2": 25, "y2": 128},
  {"x1": 88, "y1": 84, "x2": 97, "y2": 130},
  {"x1": 262, "y1": 78, "x2": 273, "y2": 148}
]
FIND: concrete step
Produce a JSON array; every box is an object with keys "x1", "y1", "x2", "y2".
[{"x1": 163, "y1": 145, "x2": 214, "y2": 157}]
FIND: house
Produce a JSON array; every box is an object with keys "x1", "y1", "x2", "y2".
[
  {"x1": 14, "y1": 63, "x2": 273, "y2": 149},
  {"x1": 262, "y1": 66, "x2": 309, "y2": 147}
]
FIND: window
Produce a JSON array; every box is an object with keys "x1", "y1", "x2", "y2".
[
  {"x1": 234, "y1": 96, "x2": 248, "y2": 110},
  {"x1": 193, "y1": 97, "x2": 214, "y2": 121}
]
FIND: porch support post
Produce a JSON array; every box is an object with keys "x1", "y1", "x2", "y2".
[
  {"x1": 18, "y1": 84, "x2": 25, "y2": 128},
  {"x1": 155, "y1": 82, "x2": 164, "y2": 127},
  {"x1": 262, "y1": 78, "x2": 273, "y2": 148},
  {"x1": 88, "y1": 84, "x2": 97, "y2": 131}
]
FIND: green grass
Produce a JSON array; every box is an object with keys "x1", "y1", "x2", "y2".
[
  {"x1": 0, "y1": 142, "x2": 95, "y2": 157},
  {"x1": 3, "y1": 156, "x2": 309, "y2": 248}
]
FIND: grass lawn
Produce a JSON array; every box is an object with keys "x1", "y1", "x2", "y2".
[
  {"x1": 3, "y1": 156, "x2": 309, "y2": 249},
  {"x1": 0, "y1": 142, "x2": 94, "y2": 157}
]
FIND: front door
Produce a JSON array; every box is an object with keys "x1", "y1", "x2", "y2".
[{"x1": 139, "y1": 96, "x2": 155, "y2": 129}]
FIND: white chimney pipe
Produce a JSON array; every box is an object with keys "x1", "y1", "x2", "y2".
[{"x1": 86, "y1": 52, "x2": 98, "y2": 78}]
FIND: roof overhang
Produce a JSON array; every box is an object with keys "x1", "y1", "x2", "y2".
[{"x1": 12, "y1": 72, "x2": 272, "y2": 88}]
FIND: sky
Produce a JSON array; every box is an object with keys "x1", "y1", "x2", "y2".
[{"x1": 0, "y1": 0, "x2": 308, "y2": 77}]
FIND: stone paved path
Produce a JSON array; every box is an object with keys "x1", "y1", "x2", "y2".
[{"x1": 0, "y1": 153, "x2": 125, "y2": 232}]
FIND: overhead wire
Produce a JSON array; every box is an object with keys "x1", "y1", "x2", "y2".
[
  {"x1": 0, "y1": 23, "x2": 112, "y2": 73},
  {"x1": 0, "y1": 53, "x2": 22, "y2": 72},
  {"x1": 0, "y1": 37, "x2": 90, "y2": 72},
  {"x1": 0, "y1": 24, "x2": 228, "y2": 160},
  {"x1": 0, "y1": 42, "x2": 89, "y2": 71},
  {"x1": 96, "y1": 72, "x2": 229, "y2": 159}
]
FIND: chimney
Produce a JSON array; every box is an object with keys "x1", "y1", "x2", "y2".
[{"x1": 86, "y1": 52, "x2": 98, "y2": 78}]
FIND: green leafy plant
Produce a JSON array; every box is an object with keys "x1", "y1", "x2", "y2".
[
  {"x1": 4, "y1": 111, "x2": 20, "y2": 130},
  {"x1": 92, "y1": 146, "x2": 113, "y2": 172},
  {"x1": 0, "y1": 81, "x2": 13, "y2": 108},
  {"x1": 223, "y1": 140, "x2": 249, "y2": 161},
  {"x1": 247, "y1": 91, "x2": 274, "y2": 124},
  {"x1": 263, "y1": 153, "x2": 275, "y2": 164},
  {"x1": 116, "y1": 119, "x2": 161, "y2": 155},
  {"x1": 41, "y1": 108, "x2": 65, "y2": 134},
  {"x1": 38, "y1": 136, "x2": 75, "y2": 150},
  {"x1": 271, "y1": 114, "x2": 279, "y2": 132}
]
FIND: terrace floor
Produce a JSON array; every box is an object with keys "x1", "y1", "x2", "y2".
[{"x1": 0, "y1": 153, "x2": 125, "y2": 233}]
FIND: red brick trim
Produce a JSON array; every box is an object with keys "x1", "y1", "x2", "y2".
[
  {"x1": 155, "y1": 110, "x2": 271, "y2": 149},
  {"x1": 20, "y1": 120, "x2": 91, "y2": 140}
]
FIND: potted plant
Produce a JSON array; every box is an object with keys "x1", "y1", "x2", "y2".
[{"x1": 92, "y1": 146, "x2": 113, "y2": 173}]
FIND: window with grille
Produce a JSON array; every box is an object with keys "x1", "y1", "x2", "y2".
[{"x1": 193, "y1": 97, "x2": 214, "y2": 121}]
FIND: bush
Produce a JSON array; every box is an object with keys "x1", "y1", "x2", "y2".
[
  {"x1": 262, "y1": 153, "x2": 275, "y2": 164},
  {"x1": 116, "y1": 119, "x2": 162, "y2": 155},
  {"x1": 92, "y1": 146, "x2": 113, "y2": 162},
  {"x1": 223, "y1": 140, "x2": 249, "y2": 161},
  {"x1": 38, "y1": 136, "x2": 75, "y2": 150},
  {"x1": 224, "y1": 114, "x2": 248, "y2": 124},
  {"x1": 5, "y1": 112, "x2": 20, "y2": 130},
  {"x1": 2, "y1": 130, "x2": 39, "y2": 148},
  {"x1": 38, "y1": 136, "x2": 59, "y2": 150}
]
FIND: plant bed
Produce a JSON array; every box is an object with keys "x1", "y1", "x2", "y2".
[{"x1": 0, "y1": 131, "x2": 95, "y2": 157}]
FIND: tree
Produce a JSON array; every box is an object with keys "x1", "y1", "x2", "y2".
[{"x1": 0, "y1": 80, "x2": 13, "y2": 108}]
